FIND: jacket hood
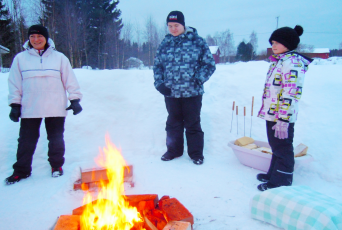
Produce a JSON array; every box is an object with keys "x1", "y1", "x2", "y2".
[
  {"x1": 23, "y1": 38, "x2": 56, "y2": 50},
  {"x1": 269, "y1": 51, "x2": 313, "y2": 65}
]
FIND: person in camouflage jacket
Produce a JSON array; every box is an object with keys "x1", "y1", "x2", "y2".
[{"x1": 153, "y1": 11, "x2": 215, "y2": 165}]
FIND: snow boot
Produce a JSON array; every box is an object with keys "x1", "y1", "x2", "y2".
[
  {"x1": 5, "y1": 173, "x2": 31, "y2": 185},
  {"x1": 192, "y1": 158, "x2": 203, "y2": 165},
  {"x1": 257, "y1": 182, "x2": 278, "y2": 191},
  {"x1": 257, "y1": 173, "x2": 270, "y2": 182},
  {"x1": 161, "y1": 152, "x2": 182, "y2": 161},
  {"x1": 52, "y1": 167, "x2": 63, "y2": 177}
]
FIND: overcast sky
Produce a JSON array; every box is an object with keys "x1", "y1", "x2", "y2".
[{"x1": 118, "y1": 0, "x2": 342, "y2": 53}]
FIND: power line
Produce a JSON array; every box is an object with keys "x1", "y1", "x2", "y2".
[
  {"x1": 305, "y1": 32, "x2": 342, "y2": 34},
  {"x1": 233, "y1": 32, "x2": 342, "y2": 37}
]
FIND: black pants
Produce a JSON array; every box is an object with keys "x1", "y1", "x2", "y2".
[
  {"x1": 266, "y1": 120, "x2": 295, "y2": 186},
  {"x1": 164, "y1": 95, "x2": 204, "y2": 160},
  {"x1": 13, "y1": 117, "x2": 66, "y2": 176}
]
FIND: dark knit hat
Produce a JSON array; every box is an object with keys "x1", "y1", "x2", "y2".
[
  {"x1": 166, "y1": 11, "x2": 185, "y2": 27},
  {"x1": 269, "y1": 25, "x2": 304, "y2": 51},
  {"x1": 28, "y1": 24, "x2": 49, "y2": 41}
]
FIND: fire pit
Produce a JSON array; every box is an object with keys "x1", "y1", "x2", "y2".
[{"x1": 53, "y1": 135, "x2": 193, "y2": 230}]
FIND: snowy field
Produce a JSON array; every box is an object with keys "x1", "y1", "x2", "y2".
[{"x1": 0, "y1": 60, "x2": 342, "y2": 230}]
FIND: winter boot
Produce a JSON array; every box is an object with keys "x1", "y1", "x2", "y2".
[
  {"x1": 52, "y1": 167, "x2": 63, "y2": 177},
  {"x1": 257, "y1": 173, "x2": 270, "y2": 182},
  {"x1": 192, "y1": 158, "x2": 203, "y2": 165},
  {"x1": 161, "y1": 152, "x2": 182, "y2": 161},
  {"x1": 5, "y1": 173, "x2": 31, "y2": 185},
  {"x1": 257, "y1": 182, "x2": 278, "y2": 191}
]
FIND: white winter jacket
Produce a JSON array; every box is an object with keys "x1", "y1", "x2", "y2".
[{"x1": 8, "y1": 39, "x2": 82, "y2": 118}]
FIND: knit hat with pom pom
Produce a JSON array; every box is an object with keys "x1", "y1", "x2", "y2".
[{"x1": 269, "y1": 25, "x2": 303, "y2": 51}]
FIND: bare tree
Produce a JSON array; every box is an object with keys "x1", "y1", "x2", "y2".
[
  {"x1": 144, "y1": 15, "x2": 159, "y2": 68},
  {"x1": 23, "y1": 0, "x2": 43, "y2": 26},
  {"x1": 339, "y1": 41, "x2": 342, "y2": 50},
  {"x1": 206, "y1": 35, "x2": 216, "y2": 46},
  {"x1": 159, "y1": 24, "x2": 167, "y2": 43},
  {"x1": 213, "y1": 32, "x2": 220, "y2": 46},
  {"x1": 133, "y1": 19, "x2": 142, "y2": 58},
  {"x1": 121, "y1": 20, "x2": 133, "y2": 68},
  {"x1": 297, "y1": 44, "x2": 314, "y2": 53},
  {"x1": 213, "y1": 30, "x2": 235, "y2": 63},
  {"x1": 8, "y1": 0, "x2": 26, "y2": 54}
]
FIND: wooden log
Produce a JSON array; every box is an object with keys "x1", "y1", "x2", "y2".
[
  {"x1": 159, "y1": 198, "x2": 194, "y2": 225},
  {"x1": 162, "y1": 221, "x2": 192, "y2": 230},
  {"x1": 144, "y1": 209, "x2": 168, "y2": 230},
  {"x1": 53, "y1": 215, "x2": 80, "y2": 230},
  {"x1": 81, "y1": 165, "x2": 133, "y2": 183}
]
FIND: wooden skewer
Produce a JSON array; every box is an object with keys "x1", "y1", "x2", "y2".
[
  {"x1": 230, "y1": 101, "x2": 235, "y2": 133},
  {"x1": 236, "y1": 105, "x2": 238, "y2": 135},
  {"x1": 250, "y1": 96, "x2": 254, "y2": 137},
  {"x1": 244, "y1": 107, "x2": 246, "y2": 137}
]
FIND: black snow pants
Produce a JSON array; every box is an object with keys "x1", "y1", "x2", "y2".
[
  {"x1": 13, "y1": 117, "x2": 66, "y2": 176},
  {"x1": 266, "y1": 120, "x2": 295, "y2": 187},
  {"x1": 164, "y1": 95, "x2": 204, "y2": 160}
]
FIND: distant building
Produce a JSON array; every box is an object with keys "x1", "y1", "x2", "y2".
[
  {"x1": 266, "y1": 47, "x2": 330, "y2": 59},
  {"x1": 209, "y1": 46, "x2": 220, "y2": 64},
  {"x1": 303, "y1": 48, "x2": 330, "y2": 59},
  {"x1": 0, "y1": 45, "x2": 10, "y2": 70}
]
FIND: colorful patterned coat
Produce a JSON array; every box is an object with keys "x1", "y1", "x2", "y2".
[
  {"x1": 258, "y1": 52, "x2": 312, "y2": 123},
  {"x1": 153, "y1": 27, "x2": 216, "y2": 98}
]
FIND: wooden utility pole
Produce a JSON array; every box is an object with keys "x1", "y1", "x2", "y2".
[{"x1": 276, "y1": 16, "x2": 279, "y2": 29}]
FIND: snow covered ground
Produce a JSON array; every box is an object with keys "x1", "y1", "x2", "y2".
[{"x1": 0, "y1": 60, "x2": 342, "y2": 230}]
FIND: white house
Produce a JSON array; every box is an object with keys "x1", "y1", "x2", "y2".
[{"x1": 0, "y1": 44, "x2": 10, "y2": 70}]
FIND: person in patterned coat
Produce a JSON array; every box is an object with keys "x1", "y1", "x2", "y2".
[
  {"x1": 153, "y1": 11, "x2": 216, "y2": 165},
  {"x1": 256, "y1": 25, "x2": 313, "y2": 191}
]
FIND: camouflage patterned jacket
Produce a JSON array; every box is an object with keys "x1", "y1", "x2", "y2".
[
  {"x1": 258, "y1": 52, "x2": 313, "y2": 123},
  {"x1": 153, "y1": 27, "x2": 216, "y2": 98}
]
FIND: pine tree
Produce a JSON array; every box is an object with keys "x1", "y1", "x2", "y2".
[
  {"x1": 236, "y1": 41, "x2": 253, "y2": 62},
  {"x1": 249, "y1": 31, "x2": 258, "y2": 60},
  {"x1": 77, "y1": 0, "x2": 123, "y2": 69},
  {"x1": 39, "y1": 0, "x2": 123, "y2": 68},
  {"x1": 0, "y1": 0, "x2": 15, "y2": 67}
]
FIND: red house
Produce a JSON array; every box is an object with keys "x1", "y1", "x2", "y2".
[
  {"x1": 209, "y1": 46, "x2": 220, "y2": 64},
  {"x1": 266, "y1": 48, "x2": 330, "y2": 59},
  {"x1": 303, "y1": 48, "x2": 330, "y2": 59}
]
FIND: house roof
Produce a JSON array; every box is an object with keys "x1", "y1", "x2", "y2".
[
  {"x1": 0, "y1": 45, "x2": 10, "y2": 54},
  {"x1": 209, "y1": 46, "x2": 219, "y2": 55},
  {"x1": 313, "y1": 48, "x2": 330, "y2": 53}
]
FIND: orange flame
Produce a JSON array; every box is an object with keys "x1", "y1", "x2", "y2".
[{"x1": 80, "y1": 135, "x2": 145, "y2": 230}]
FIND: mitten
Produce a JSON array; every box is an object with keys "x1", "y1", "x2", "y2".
[
  {"x1": 66, "y1": 99, "x2": 82, "y2": 115},
  {"x1": 9, "y1": 104, "x2": 21, "y2": 122},
  {"x1": 157, "y1": 83, "x2": 171, "y2": 96}
]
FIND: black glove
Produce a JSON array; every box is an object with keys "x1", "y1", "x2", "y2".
[
  {"x1": 9, "y1": 104, "x2": 21, "y2": 122},
  {"x1": 157, "y1": 83, "x2": 171, "y2": 96},
  {"x1": 66, "y1": 99, "x2": 82, "y2": 115}
]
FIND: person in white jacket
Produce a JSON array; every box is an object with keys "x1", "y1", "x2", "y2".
[
  {"x1": 256, "y1": 25, "x2": 312, "y2": 191},
  {"x1": 5, "y1": 25, "x2": 83, "y2": 185}
]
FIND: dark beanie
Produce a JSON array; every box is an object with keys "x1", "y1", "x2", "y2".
[
  {"x1": 269, "y1": 25, "x2": 304, "y2": 51},
  {"x1": 166, "y1": 11, "x2": 185, "y2": 27},
  {"x1": 28, "y1": 24, "x2": 49, "y2": 41}
]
